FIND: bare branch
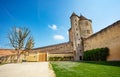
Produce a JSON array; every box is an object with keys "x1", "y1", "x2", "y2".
[{"x1": 8, "y1": 26, "x2": 34, "y2": 62}]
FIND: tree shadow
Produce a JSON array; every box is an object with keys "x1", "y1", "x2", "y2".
[{"x1": 82, "y1": 61, "x2": 120, "y2": 67}]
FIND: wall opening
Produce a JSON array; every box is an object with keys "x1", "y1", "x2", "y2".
[{"x1": 79, "y1": 56, "x2": 82, "y2": 60}]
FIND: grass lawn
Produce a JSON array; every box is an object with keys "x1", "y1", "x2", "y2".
[{"x1": 51, "y1": 61, "x2": 120, "y2": 77}]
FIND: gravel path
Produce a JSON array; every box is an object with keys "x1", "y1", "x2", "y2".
[{"x1": 0, "y1": 62, "x2": 55, "y2": 77}]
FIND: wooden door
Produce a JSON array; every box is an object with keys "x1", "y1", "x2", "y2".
[{"x1": 38, "y1": 53, "x2": 47, "y2": 62}]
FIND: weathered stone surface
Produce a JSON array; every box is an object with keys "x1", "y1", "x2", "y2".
[
  {"x1": 1, "y1": 13, "x2": 120, "y2": 61},
  {"x1": 84, "y1": 20, "x2": 120, "y2": 61}
]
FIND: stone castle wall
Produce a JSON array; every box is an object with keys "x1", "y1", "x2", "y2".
[
  {"x1": 31, "y1": 42, "x2": 73, "y2": 54},
  {"x1": 28, "y1": 42, "x2": 73, "y2": 61},
  {"x1": 70, "y1": 13, "x2": 93, "y2": 61},
  {"x1": 84, "y1": 20, "x2": 120, "y2": 61},
  {"x1": 1, "y1": 13, "x2": 120, "y2": 62}
]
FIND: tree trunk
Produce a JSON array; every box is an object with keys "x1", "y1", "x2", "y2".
[{"x1": 16, "y1": 50, "x2": 21, "y2": 63}]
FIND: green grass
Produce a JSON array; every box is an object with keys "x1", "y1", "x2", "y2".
[{"x1": 51, "y1": 61, "x2": 120, "y2": 77}]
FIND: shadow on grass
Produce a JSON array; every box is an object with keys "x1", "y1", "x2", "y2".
[{"x1": 82, "y1": 61, "x2": 120, "y2": 67}]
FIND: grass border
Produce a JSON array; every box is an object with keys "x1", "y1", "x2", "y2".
[{"x1": 49, "y1": 62, "x2": 56, "y2": 77}]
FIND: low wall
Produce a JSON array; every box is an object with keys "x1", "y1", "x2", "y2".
[
  {"x1": 48, "y1": 53, "x2": 74, "y2": 57},
  {"x1": 26, "y1": 54, "x2": 38, "y2": 62}
]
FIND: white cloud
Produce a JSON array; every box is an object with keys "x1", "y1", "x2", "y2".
[
  {"x1": 48, "y1": 24, "x2": 57, "y2": 30},
  {"x1": 53, "y1": 35, "x2": 65, "y2": 40}
]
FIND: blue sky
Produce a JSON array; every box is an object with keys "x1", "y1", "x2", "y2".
[{"x1": 0, "y1": 0, "x2": 120, "y2": 48}]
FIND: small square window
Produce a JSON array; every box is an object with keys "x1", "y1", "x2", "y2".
[
  {"x1": 76, "y1": 28, "x2": 78, "y2": 31},
  {"x1": 87, "y1": 30, "x2": 90, "y2": 34},
  {"x1": 75, "y1": 23, "x2": 77, "y2": 25}
]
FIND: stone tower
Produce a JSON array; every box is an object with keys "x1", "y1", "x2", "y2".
[{"x1": 69, "y1": 12, "x2": 93, "y2": 61}]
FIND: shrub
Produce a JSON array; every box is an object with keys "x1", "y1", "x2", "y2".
[
  {"x1": 83, "y1": 47, "x2": 109, "y2": 61},
  {"x1": 48, "y1": 56, "x2": 74, "y2": 61}
]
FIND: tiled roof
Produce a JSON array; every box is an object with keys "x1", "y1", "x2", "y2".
[
  {"x1": 70, "y1": 12, "x2": 79, "y2": 18},
  {"x1": 79, "y1": 15, "x2": 92, "y2": 22},
  {"x1": 0, "y1": 49, "x2": 16, "y2": 57},
  {"x1": 79, "y1": 15, "x2": 88, "y2": 20}
]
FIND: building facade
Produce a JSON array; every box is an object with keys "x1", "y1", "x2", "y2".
[
  {"x1": 69, "y1": 13, "x2": 93, "y2": 61},
  {"x1": 29, "y1": 12, "x2": 120, "y2": 61},
  {"x1": 84, "y1": 21, "x2": 120, "y2": 61},
  {"x1": 1, "y1": 13, "x2": 120, "y2": 62}
]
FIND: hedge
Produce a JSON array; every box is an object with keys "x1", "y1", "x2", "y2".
[
  {"x1": 49, "y1": 56, "x2": 74, "y2": 61},
  {"x1": 83, "y1": 47, "x2": 109, "y2": 61}
]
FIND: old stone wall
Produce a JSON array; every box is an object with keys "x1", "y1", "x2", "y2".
[
  {"x1": 31, "y1": 42, "x2": 73, "y2": 54},
  {"x1": 84, "y1": 20, "x2": 120, "y2": 61},
  {"x1": 79, "y1": 20, "x2": 93, "y2": 38}
]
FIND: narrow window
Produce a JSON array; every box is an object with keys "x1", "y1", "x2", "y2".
[
  {"x1": 87, "y1": 30, "x2": 90, "y2": 34},
  {"x1": 75, "y1": 23, "x2": 77, "y2": 25},
  {"x1": 76, "y1": 28, "x2": 78, "y2": 31},
  {"x1": 75, "y1": 19, "x2": 77, "y2": 21},
  {"x1": 76, "y1": 33, "x2": 78, "y2": 36}
]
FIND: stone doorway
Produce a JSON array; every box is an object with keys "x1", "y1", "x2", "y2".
[{"x1": 79, "y1": 56, "x2": 82, "y2": 60}]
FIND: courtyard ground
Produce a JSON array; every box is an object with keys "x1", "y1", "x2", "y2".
[
  {"x1": 51, "y1": 61, "x2": 120, "y2": 77},
  {"x1": 0, "y1": 62, "x2": 54, "y2": 77}
]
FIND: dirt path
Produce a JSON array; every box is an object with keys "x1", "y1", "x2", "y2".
[{"x1": 0, "y1": 62, "x2": 55, "y2": 77}]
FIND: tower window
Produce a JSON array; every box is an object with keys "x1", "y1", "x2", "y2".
[
  {"x1": 87, "y1": 30, "x2": 90, "y2": 34},
  {"x1": 76, "y1": 33, "x2": 78, "y2": 36},
  {"x1": 76, "y1": 28, "x2": 78, "y2": 31},
  {"x1": 75, "y1": 19, "x2": 77, "y2": 21},
  {"x1": 75, "y1": 23, "x2": 77, "y2": 25}
]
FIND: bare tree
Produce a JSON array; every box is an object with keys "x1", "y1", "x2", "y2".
[
  {"x1": 23, "y1": 36, "x2": 34, "y2": 59},
  {"x1": 8, "y1": 27, "x2": 34, "y2": 62},
  {"x1": 25, "y1": 36, "x2": 34, "y2": 50}
]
